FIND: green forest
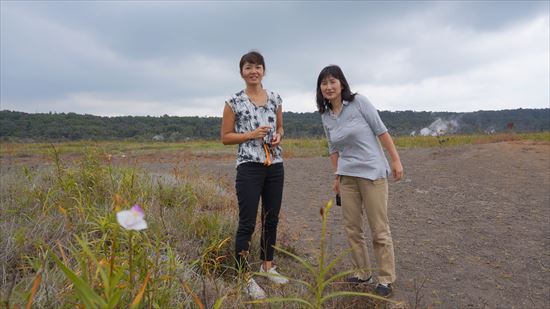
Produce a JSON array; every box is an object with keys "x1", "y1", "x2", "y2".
[{"x1": 0, "y1": 108, "x2": 548, "y2": 142}]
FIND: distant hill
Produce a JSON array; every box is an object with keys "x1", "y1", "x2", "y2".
[{"x1": 0, "y1": 108, "x2": 548, "y2": 142}]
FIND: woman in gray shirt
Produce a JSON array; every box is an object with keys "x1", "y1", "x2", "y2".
[{"x1": 317, "y1": 65, "x2": 403, "y2": 297}]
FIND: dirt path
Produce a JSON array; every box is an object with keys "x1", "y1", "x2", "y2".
[{"x1": 191, "y1": 141, "x2": 549, "y2": 308}]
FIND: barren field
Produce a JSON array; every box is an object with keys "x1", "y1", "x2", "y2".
[{"x1": 181, "y1": 141, "x2": 549, "y2": 308}]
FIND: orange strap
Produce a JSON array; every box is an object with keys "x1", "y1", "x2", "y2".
[{"x1": 263, "y1": 143, "x2": 272, "y2": 166}]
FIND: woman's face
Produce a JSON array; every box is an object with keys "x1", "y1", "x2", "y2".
[
  {"x1": 241, "y1": 62, "x2": 264, "y2": 86},
  {"x1": 320, "y1": 75, "x2": 343, "y2": 102}
]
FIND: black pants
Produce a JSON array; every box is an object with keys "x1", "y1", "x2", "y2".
[{"x1": 235, "y1": 162, "x2": 284, "y2": 270}]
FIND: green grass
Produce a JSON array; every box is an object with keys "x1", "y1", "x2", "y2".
[
  {"x1": 2, "y1": 132, "x2": 547, "y2": 160},
  {"x1": 0, "y1": 140, "x2": 235, "y2": 158},
  {"x1": 518, "y1": 132, "x2": 550, "y2": 142},
  {"x1": 0, "y1": 140, "x2": 227, "y2": 159},
  {"x1": 393, "y1": 132, "x2": 550, "y2": 148}
]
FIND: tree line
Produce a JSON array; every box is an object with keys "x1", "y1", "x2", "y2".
[{"x1": 0, "y1": 108, "x2": 548, "y2": 142}]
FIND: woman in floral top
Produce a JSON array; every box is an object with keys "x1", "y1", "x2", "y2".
[{"x1": 221, "y1": 51, "x2": 287, "y2": 299}]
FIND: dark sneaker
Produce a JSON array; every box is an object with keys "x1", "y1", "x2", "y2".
[
  {"x1": 346, "y1": 275, "x2": 374, "y2": 284},
  {"x1": 375, "y1": 283, "x2": 393, "y2": 297}
]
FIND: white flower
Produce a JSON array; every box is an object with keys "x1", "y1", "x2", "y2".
[{"x1": 116, "y1": 205, "x2": 148, "y2": 231}]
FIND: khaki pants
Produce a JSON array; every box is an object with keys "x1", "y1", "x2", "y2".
[{"x1": 340, "y1": 175, "x2": 396, "y2": 284}]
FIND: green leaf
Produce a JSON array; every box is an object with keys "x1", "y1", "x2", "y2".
[
  {"x1": 213, "y1": 296, "x2": 226, "y2": 309},
  {"x1": 323, "y1": 269, "x2": 357, "y2": 287},
  {"x1": 247, "y1": 297, "x2": 314, "y2": 308},
  {"x1": 272, "y1": 245, "x2": 316, "y2": 275},
  {"x1": 107, "y1": 289, "x2": 123, "y2": 309},
  {"x1": 51, "y1": 253, "x2": 107, "y2": 308},
  {"x1": 106, "y1": 270, "x2": 125, "y2": 308},
  {"x1": 321, "y1": 291, "x2": 394, "y2": 304},
  {"x1": 320, "y1": 248, "x2": 352, "y2": 278},
  {"x1": 253, "y1": 272, "x2": 312, "y2": 290}
]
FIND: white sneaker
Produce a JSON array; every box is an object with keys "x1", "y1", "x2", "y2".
[
  {"x1": 245, "y1": 278, "x2": 266, "y2": 299},
  {"x1": 260, "y1": 264, "x2": 289, "y2": 285}
]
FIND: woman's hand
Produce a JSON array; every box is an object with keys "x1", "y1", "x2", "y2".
[
  {"x1": 391, "y1": 160, "x2": 404, "y2": 181},
  {"x1": 249, "y1": 126, "x2": 271, "y2": 140},
  {"x1": 333, "y1": 177, "x2": 340, "y2": 194},
  {"x1": 270, "y1": 132, "x2": 282, "y2": 147}
]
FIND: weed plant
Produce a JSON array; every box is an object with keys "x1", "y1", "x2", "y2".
[
  {"x1": 250, "y1": 199, "x2": 395, "y2": 308},
  {"x1": 0, "y1": 146, "x2": 240, "y2": 308}
]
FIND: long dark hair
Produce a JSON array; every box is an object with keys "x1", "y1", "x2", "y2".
[{"x1": 316, "y1": 65, "x2": 356, "y2": 114}]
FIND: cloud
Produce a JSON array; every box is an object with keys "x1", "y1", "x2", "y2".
[
  {"x1": 0, "y1": 4, "x2": 241, "y2": 114},
  {"x1": 360, "y1": 51, "x2": 548, "y2": 112},
  {"x1": 3, "y1": 92, "x2": 228, "y2": 117},
  {"x1": 282, "y1": 91, "x2": 317, "y2": 113},
  {"x1": 353, "y1": 15, "x2": 550, "y2": 112},
  {"x1": 1, "y1": 1, "x2": 548, "y2": 116}
]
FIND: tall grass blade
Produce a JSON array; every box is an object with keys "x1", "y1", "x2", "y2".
[
  {"x1": 320, "y1": 248, "x2": 352, "y2": 278},
  {"x1": 180, "y1": 279, "x2": 205, "y2": 309},
  {"x1": 51, "y1": 253, "x2": 107, "y2": 308},
  {"x1": 253, "y1": 272, "x2": 311, "y2": 288},
  {"x1": 248, "y1": 297, "x2": 315, "y2": 308},
  {"x1": 272, "y1": 245, "x2": 316, "y2": 275},
  {"x1": 323, "y1": 269, "x2": 357, "y2": 286},
  {"x1": 107, "y1": 289, "x2": 123, "y2": 309},
  {"x1": 212, "y1": 295, "x2": 226, "y2": 309},
  {"x1": 130, "y1": 271, "x2": 151, "y2": 309},
  {"x1": 25, "y1": 270, "x2": 42, "y2": 309},
  {"x1": 56, "y1": 241, "x2": 69, "y2": 265},
  {"x1": 321, "y1": 291, "x2": 394, "y2": 304},
  {"x1": 217, "y1": 237, "x2": 231, "y2": 249}
]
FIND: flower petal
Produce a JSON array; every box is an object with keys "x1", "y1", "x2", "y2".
[
  {"x1": 117, "y1": 206, "x2": 148, "y2": 231},
  {"x1": 130, "y1": 220, "x2": 148, "y2": 231},
  {"x1": 131, "y1": 205, "x2": 144, "y2": 216},
  {"x1": 116, "y1": 210, "x2": 133, "y2": 230}
]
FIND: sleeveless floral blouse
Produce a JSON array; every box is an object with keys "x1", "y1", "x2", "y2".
[{"x1": 226, "y1": 89, "x2": 283, "y2": 167}]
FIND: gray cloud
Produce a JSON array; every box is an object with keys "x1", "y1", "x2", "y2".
[{"x1": 1, "y1": 1, "x2": 548, "y2": 116}]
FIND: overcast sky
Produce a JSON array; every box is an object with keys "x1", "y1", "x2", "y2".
[{"x1": 1, "y1": 1, "x2": 548, "y2": 117}]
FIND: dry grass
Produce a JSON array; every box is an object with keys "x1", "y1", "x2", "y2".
[
  {"x1": 0, "y1": 147, "x2": 242, "y2": 307},
  {"x1": 1, "y1": 132, "x2": 547, "y2": 161},
  {"x1": 2, "y1": 132, "x2": 547, "y2": 307},
  {"x1": 1, "y1": 145, "x2": 396, "y2": 308}
]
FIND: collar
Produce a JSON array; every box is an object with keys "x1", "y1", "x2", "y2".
[{"x1": 328, "y1": 100, "x2": 349, "y2": 117}]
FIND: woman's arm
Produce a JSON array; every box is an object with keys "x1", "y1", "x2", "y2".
[
  {"x1": 221, "y1": 103, "x2": 269, "y2": 145},
  {"x1": 378, "y1": 132, "x2": 403, "y2": 181}
]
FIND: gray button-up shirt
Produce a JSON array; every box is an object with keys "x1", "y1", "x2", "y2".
[{"x1": 321, "y1": 94, "x2": 390, "y2": 180}]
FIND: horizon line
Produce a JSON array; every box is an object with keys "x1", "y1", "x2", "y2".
[{"x1": 1, "y1": 107, "x2": 548, "y2": 118}]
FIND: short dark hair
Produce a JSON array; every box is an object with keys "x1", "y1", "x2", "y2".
[
  {"x1": 239, "y1": 51, "x2": 265, "y2": 74},
  {"x1": 316, "y1": 65, "x2": 356, "y2": 114}
]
